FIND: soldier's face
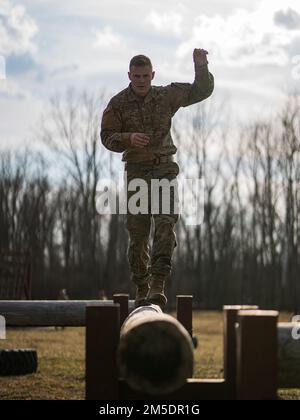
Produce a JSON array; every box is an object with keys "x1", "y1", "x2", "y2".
[{"x1": 128, "y1": 65, "x2": 155, "y2": 97}]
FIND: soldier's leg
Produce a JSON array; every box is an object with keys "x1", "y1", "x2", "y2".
[
  {"x1": 125, "y1": 163, "x2": 153, "y2": 306},
  {"x1": 126, "y1": 213, "x2": 151, "y2": 307},
  {"x1": 148, "y1": 162, "x2": 180, "y2": 306},
  {"x1": 149, "y1": 213, "x2": 178, "y2": 306}
]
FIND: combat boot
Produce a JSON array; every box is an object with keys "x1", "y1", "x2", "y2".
[
  {"x1": 135, "y1": 283, "x2": 150, "y2": 308},
  {"x1": 147, "y1": 275, "x2": 167, "y2": 307}
]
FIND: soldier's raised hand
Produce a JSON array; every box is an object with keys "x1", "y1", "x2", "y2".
[
  {"x1": 193, "y1": 48, "x2": 209, "y2": 66},
  {"x1": 130, "y1": 133, "x2": 150, "y2": 148}
]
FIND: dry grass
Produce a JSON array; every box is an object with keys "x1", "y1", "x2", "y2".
[
  {"x1": 0, "y1": 311, "x2": 299, "y2": 400},
  {"x1": 0, "y1": 327, "x2": 85, "y2": 400}
]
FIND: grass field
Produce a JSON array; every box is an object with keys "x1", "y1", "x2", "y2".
[{"x1": 0, "y1": 311, "x2": 299, "y2": 400}]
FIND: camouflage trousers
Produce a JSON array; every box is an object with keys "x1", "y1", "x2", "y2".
[{"x1": 125, "y1": 161, "x2": 180, "y2": 286}]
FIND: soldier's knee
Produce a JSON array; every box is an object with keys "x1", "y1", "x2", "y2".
[
  {"x1": 125, "y1": 213, "x2": 151, "y2": 234},
  {"x1": 127, "y1": 239, "x2": 150, "y2": 275},
  {"x1": 154, "y1": 215, "x2": 178, "y2": 236}
]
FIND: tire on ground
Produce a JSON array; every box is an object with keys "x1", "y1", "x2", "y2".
[{"x1": 0, "y1": 349, "x2": 38, "y2": 376}]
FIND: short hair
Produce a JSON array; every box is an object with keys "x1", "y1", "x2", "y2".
[{"x1": 129, "y1": 55, "x2": 152, "y2": 70}]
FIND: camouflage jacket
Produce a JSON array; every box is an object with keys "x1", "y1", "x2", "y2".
[{"x1": 101, "y1": 64, "x2": 214, "y2": 163}]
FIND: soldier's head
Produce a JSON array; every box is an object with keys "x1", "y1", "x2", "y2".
[{"x1": 128, "y1": 55, "x2": 155, "y2": 97}]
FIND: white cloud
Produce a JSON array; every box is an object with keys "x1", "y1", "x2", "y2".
[
  {"x1": 0, "y1": 89, "x2": 43, "y2": 150},
  {"x1": 0, "y1": 55, "x2": 5, "y2": 79},
  {"x1": 274, "y1": 7, "x2": 300, "y2": 30},
  {"x1": 292, "y1": 54, "x2": 300, "y2": 80},
  {"x1": 175, "y1": 0, "x2": 300, "y2": 67},
  {"x1": 0, "y1": 0, "x2": 38, "y2": 56},
  {"x1": 1, "y1": 0, "x2": 299, "y2": 150},
  {"x1": 0, "y1": 77, "x2": 32, "y2": 100},
  {"x1": 146, "y1": 11, "x2": 183, "y2": 36},
  {"x1": 93, "y1": 26, "x2": 123, "y2": 49}
]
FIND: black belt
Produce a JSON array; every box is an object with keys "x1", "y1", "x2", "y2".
[
  {"x1": 126, "y1": 155, "x2": 174, "y2": 166},
  {"x1": 152, "y1": 155, "x2": 174, "y2": 164}
]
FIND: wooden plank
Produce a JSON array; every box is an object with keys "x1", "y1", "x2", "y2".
[
  {"x1": 119, "y1": 378, "x2": 226, "y2": 400},
  {"x1": 0, "y1": 300, "x2": 135, "y2": 327}
]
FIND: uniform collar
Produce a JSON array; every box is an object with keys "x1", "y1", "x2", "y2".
[{"x1": 127, "y1": 83, "x2": 154, "y2": 104}]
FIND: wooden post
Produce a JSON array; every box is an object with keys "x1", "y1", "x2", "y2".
[
  {"x1": 113, "y1": 294, "x2": 129, "y2": 329},
  {"x1": 236, "y1": 310, "x2": 278, "y2": 400},
  {"x1": 86, "y1": 304, "x2": 120, "y2": 400},
  {"x1": 176, "y1": 295, "x2": 193, "y2": 337},
  {"x1": 223, "y1": 305, "x2": 258, "y2": 400}
]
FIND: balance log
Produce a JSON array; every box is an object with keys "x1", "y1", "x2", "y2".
[{"x1": 118, "y1": 305, "x2": 194, "y2": 396}]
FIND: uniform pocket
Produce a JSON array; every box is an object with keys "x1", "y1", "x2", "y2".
[{"x1": 172, "y1": 162, "x2": 180, "y2": 176}]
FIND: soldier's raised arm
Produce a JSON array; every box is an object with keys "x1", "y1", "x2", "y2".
[{"x1": 166, "y1": 48, "x2": 214, "y2": 115}]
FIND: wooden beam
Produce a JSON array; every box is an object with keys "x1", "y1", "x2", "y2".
[
  {"x1": 0, "y1": 300, "x2": 135, "y2": 327},
  {"x1": 119, "y1": 378, "x2": 226, "y2": 400}
]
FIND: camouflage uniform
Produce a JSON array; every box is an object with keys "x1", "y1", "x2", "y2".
[{"x1": 101, "y1": 64, "x2": 214, "y2": 306}]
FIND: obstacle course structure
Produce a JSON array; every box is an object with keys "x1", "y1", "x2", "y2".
[{"x1": 1, "y1": 295, "x2": 300, "y2": 400}]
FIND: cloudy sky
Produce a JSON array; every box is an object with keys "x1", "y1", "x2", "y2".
[{"x1": 0, "y1": 0, "x2": 300, "y2": 149}]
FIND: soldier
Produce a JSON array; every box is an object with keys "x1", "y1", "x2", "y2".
[{"x1": 101, "y1": 49, "x2": 214, "y2": 307}]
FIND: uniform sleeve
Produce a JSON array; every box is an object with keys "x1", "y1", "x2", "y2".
[
  {"x1": 100, "y1": 101, "x2": 132, "y2": 153},
  {"x1": 166, "y1": 64, "x2": 214, "y2": 115}
]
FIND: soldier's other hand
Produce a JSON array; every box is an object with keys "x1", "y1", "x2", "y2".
[
  {"x1": 193, "y1": 48, "x2": 209, "y2": 66},
  {"x1": 130, "y1": 133, "x2": 150, "y2": 148}
]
